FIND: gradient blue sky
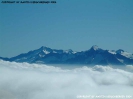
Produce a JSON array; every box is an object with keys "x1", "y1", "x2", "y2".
[{"x1": 0, "y1": 0, "x2": 133, "y2": 57}]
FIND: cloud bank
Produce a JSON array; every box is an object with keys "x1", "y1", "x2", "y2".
[{"x1": 0, "y1": 60, "x2": 133, "y2": 99}]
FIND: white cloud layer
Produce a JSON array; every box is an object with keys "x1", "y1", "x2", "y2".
[{"x1": 0, "y1": 60, "x2": 133, "y2": 99}]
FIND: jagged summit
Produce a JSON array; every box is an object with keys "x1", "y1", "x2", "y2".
[
  {"x1": 39, "y1": 46, "x2": 74, "y2": 54},
  {"x1": 38, "y1": 46, "x2": 54, "y2": 53},
  {"x1": 91, "y1": 45, "x2": 99, "y2": 50},
  {"x1": 39, "y1": 46, "x2": 51, "y2": 50},
  {"x1": 90, "y1": 45, "x2": 100, "y2": 51},
  {"x1": 116, "y1": 49, "x2": 124, "y2": 54}
]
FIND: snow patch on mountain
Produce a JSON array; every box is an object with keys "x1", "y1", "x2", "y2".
[
  {"x1": 117, "y1": 58, "x2": 124, "y2": 63},
  {"x1": 43, "y1": 50, "x2": 50, "y2": 54},
  {"x1": 121, "y1": 52, "x2": 133, "y2": 59},
  {"x1": 108, "y1": 50, "x2": 116, "y2": 54},
  {"x1": 39, "y1": 54, "x2": 45, "y2": 57}
]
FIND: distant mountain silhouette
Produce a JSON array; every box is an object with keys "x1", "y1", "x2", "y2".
[{"x1": 0, "y1": 45, "x2": 133, "y2": 65}]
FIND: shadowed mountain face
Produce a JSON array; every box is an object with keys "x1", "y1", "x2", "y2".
[{"x1": 0, "y1": 45, "x2": 133, "y2": 65}]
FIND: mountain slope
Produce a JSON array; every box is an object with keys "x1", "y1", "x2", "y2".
[{"x1": 0, "y1": 45, "x2": 133, "y2": 65}]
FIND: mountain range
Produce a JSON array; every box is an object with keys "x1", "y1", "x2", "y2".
[{"x1": 0, "y1": 45, "x2": 133, "y2": 66}]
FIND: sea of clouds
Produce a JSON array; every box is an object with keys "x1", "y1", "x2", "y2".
[{"x1": 0, "y1": 60, "x2": 133, "y2": 99}]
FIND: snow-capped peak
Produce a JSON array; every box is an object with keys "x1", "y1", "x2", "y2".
[
  {"x1": 116, "y1": 49, "x2": 124, "y2": 54},
  {"x1": 109, "y1": 49, "x2": 133, "y2": 59},
  {"x1": 39, "y1": 46, "x2": 52, "y2": 52},
  {"x1": 37, "y1": 46, "x2": 53, "y2": 55},
  {"x1": 40, "y1": 46, "x2": 50, "y2": 50},
  {"x1": 121, "y1": 52, "x2": 133, "y2": 59},
  {"x1": 91, "y1": 45, "x2": 99, "y2": 51}
]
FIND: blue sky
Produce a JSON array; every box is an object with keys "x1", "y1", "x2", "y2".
[{"x1": 0, "y1": 0, "x2": 133, "y2": 57}]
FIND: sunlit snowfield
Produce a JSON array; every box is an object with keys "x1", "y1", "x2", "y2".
[{"x1": 0, "y1": 60, "x2": 133, "y2": 99}]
